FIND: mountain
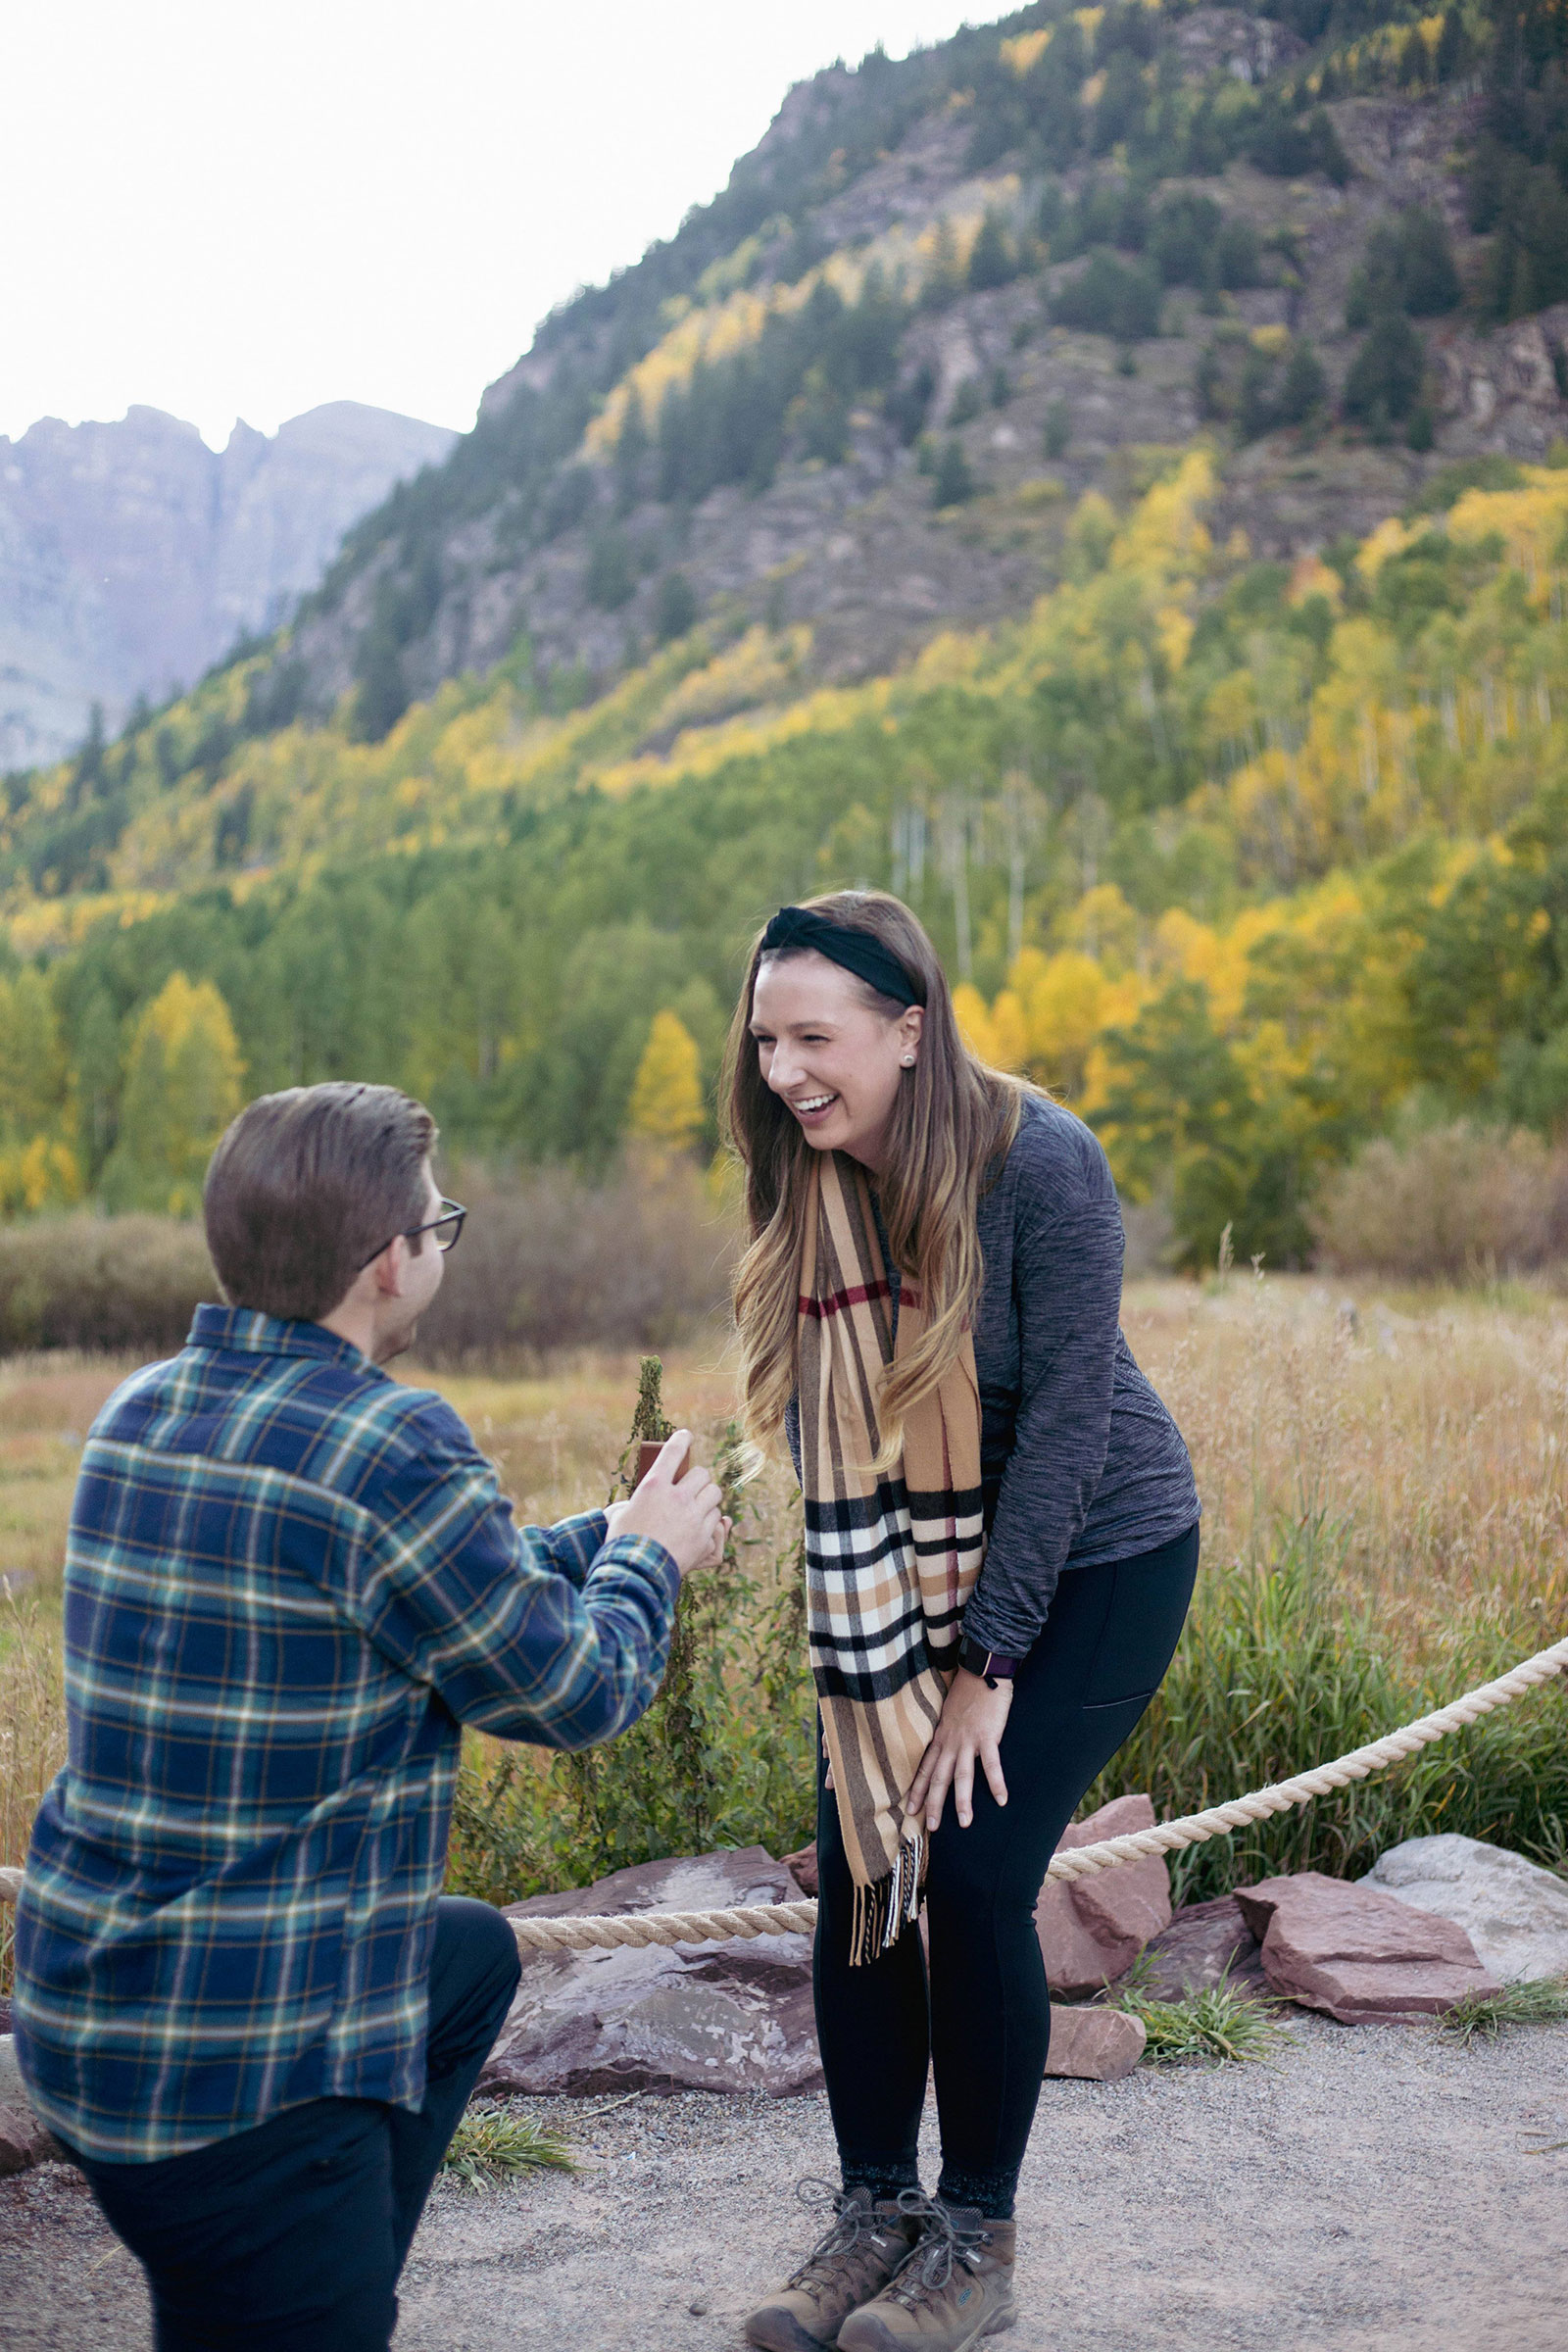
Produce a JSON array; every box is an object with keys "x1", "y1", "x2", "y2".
[
  {"x1": 1, "y1": 0, "x2": 1568, "y2": 1264},
  {"x1": 0, "y1": 402, "x2": 457, "y2": 767}
]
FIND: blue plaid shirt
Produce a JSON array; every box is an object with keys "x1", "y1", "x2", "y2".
[{"x1": 13, "y1": 1306, "x2": 678, "y2": 2164}]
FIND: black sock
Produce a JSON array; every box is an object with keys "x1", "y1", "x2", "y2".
[
  {"x1": 840, "y1": 2158, "x2": 921, "y2": 2208},
  {"x1": 935, "y1": 2163, "x2": 1017, "y2": 2223}
]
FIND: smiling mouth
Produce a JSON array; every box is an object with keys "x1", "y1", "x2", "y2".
[{"x1": 789, "y1": 1093, "x2": 839, "y2": 1117}]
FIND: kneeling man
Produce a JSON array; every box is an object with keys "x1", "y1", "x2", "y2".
[{"x1": 13, "y1": 1082, "x2": 721, "y2": 2350}]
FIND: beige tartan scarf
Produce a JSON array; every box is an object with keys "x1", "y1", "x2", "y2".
[{"x1": 797, "y1": 1150, "x2": 985, "y2": 1964}]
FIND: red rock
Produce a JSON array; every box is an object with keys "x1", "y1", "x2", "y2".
[
  {"x1": 1138, "y1": 1895, "x2": 1269, "y2": 2001},
  {"x1": 781, "y1": 1844, "x2": 818, "y2": 1898},
  {"x1": 1034, "y1": 1794, "x2": 1172, "y2": 1999},
  {"x1": 1234, "y1": 1871, "x2": 1502, "y2": 2024},
  {"x1": 0, "y1": 2101, "x2": 59, "y2": 2175},
  {"x1": 1043, "y1": 2002, "x2": 1147, "y2": 2082},
  {"x1": 485, "y1": 1846, "x2": 820, "y2": 2098}
]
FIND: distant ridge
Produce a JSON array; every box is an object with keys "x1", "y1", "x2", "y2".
[{"x1": 0, "y1": 401, "x2": 457, "y2": 767}]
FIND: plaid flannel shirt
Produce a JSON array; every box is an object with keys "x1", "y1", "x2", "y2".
[{"x1": 13, "y1": 1305, "x2": 678, "y2": 2164}]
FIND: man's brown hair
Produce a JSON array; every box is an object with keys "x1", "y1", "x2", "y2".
[{"x1": 204, "y1": 1083, "x2": 437, "y2": 1323}]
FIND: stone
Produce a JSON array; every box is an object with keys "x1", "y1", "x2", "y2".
[
  {"x1": 0, "y1": 2103, "x2": 42, "y2": 2177},
  {"x1": 1043, "y1": 2002, "x2": 1147, "y2": 2082},
  {"x1": 781, "y1": 1843, "x2": 818, "y2": 1898},
  {"x1": 0, "y1": 2037, "x2": 64, "y2": 2169},
  {"x1": 1234, "y1": 1872, "x2": 1501, "y2": 2025},
  {"x1": 1137, "y1": 1895, "x2": 1270, "y2": 2001},
  {"x1": 482, "y1": 1846, "x2": 821, "y2": 2098},
  {"x1": 1034, "y1": 1794, "x2": 1172, "y2": 1999},
  {"x1": 1361, "y1": 1835, "x2": 1568, "y2": 1984}
]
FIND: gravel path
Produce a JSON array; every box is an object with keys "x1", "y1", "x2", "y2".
[{"x1": 4, "y1": 2016, "x2": 1566, "y2": 2351}]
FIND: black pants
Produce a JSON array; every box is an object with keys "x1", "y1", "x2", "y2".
[
  {"x1": 65, "y1": 1896, "x2": 522, "y2": 2352},
  {"x1": 814, "y1": 1523, "x2": 1199, "y2": 2221}
]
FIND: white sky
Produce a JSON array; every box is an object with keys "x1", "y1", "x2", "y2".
[{"x1": 2, "y1": 1, "x2": 977, "y2": 452}]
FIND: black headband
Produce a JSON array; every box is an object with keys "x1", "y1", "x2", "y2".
[{"x1": 758, "y1": 906, "x2": 922, "y2": 1006}]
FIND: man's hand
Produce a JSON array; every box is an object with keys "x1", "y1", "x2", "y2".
[
  {"x1": 904, "y1": 1668, "x2": 1013, "y2": 1832},
  {"x1": 607, "y1": 1431, "x2": 726, "y2": 1578}
]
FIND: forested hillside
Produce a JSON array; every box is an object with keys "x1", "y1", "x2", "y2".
[{"x1": 1, "y1": 0, "x2": 1566, "y2": 1267}]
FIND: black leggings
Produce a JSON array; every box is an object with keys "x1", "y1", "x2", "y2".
[{"x1": 813, "y1": 1522, "x2": 1199, "y2": 2222}]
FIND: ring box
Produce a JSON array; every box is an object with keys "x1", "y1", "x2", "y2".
[{"x1": 632, "y1": 1440, "x2": 665, "y2": 1491}]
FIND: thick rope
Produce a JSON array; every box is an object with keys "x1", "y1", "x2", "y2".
[{"x1": 3, "y1": 1634, "x2": 1564, "y2": 1950}]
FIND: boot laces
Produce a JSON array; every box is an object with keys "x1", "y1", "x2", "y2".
[
  {"x1": 884, "y1": 2192, "x2": 989, "y2": 2310},
  {"x1": 786, "y1": 2180, "x2": 886, "y2": 2292}
]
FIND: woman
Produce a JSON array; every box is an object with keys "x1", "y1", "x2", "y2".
[{"x1": 726, "y1": 893, "x2": 1200, "y2": 2352}]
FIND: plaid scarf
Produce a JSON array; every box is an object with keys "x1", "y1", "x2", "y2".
[{"x1": 798, "y1": 1151, "x2": 985, "y2": 1964}]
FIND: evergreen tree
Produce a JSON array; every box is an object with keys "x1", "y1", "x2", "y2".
[
  {"x1": 931, "y1": 438, "x2": 977, "y2": 508},
  {"x1": 587, "y1": 530, "x2": 635, "y2": 612},
  {"x1": 653, "y1": 571, "x2": 699, "y2": 643},
  {"x1": 614, "y1": 392, "x2": 649, "y2": 515},
  {"x1": 626, "y1": 1009, "x2": 704, "y2": 1154},
  {"x1": 1277, "y1": 339, "x2": 1328, "y2": 425},
  {"x1": 1344, "y1": 313, "x2": 1426, "y2": 428},
  {"x1": 968, "y1": 212, "x2": 1017, "y2": 291},
  {"x1": 1044, "y1": 401, "x2": 1071, "y2": 459}
]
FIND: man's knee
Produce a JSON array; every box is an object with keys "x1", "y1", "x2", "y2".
[{"x1": 427, "y1": 1897, "x2": 520, "y2": 2058}]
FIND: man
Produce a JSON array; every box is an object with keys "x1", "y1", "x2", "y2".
[{"x1": 13, "y1": 1081, "x2": 722, "y2": 2351}]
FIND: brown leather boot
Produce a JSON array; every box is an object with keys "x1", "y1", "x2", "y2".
[
  {"x1": 836, "y1": 2196, "x2": 1017, "y2": 2351},
  {"x1": 744, "y1": 2182, "x2": 925, "y2": 2352}
]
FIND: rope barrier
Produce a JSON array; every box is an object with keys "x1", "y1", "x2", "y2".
[{"x1": 3, "y1": 1633, "x2": 1565, "y2": 1951}]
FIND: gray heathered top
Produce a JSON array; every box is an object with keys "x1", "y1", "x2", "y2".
[
  {"x1": 787, "y1": 1092, "x2": 1200, "y2": 1659},
  {"x1": 959, "y1": 1092, "x2": 1199, "y2": 1657}
]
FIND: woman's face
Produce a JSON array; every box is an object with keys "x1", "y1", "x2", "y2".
[{"x1": 749, "y1": 950, "x2": 923, "y2": 1172}]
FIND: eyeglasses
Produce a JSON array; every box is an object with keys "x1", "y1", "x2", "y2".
[{"x1": 359, "y1": 1199, "x2": 466, "y2": 1272}]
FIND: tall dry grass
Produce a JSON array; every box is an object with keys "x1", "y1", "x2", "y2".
[{"x1": 2, "y1": 1274, "x2": 1566, "y2": 1960}]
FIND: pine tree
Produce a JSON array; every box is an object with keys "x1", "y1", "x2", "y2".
[
  {"x1": 626, "y1": 1009, "x2": 704, "y2": 1154},
  {"x1": 932, "y1": 438, "x2": 977, "y2": 508}
]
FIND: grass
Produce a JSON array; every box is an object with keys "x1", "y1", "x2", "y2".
[
  {"x1": 3, "y1": 1275, "x2": 1568, "y2": 1980},
  {"x1": 1103, "y1": 1953, "x2": 1291, "y2": 2066},
  {"x1": 1439, "y1": 1976, "x2": 1568, "y2": 2046},
  {"x1": 438, "y1": 2102, "x2": 576, "y2": 2190}
]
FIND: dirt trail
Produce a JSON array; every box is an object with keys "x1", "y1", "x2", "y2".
[{"x1": 3, "y1": 2015, "x2": 1565, "y2": 2351}]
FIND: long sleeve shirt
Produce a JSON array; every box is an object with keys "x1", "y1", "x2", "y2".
[
  {"x1": 960, "y1": 1094, "x2": 1199, "y2": 1657},
  {"x1": 786, "y1": 1095, "x2": 1199, "y2": 1659},
  {"x1": 13, "y1": 1305, "x2": 677, "y2": 2165}
]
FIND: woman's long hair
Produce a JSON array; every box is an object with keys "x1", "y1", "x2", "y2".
[{"x1": 721, "y1": 890, "x2": 1023, "y2": 1465}]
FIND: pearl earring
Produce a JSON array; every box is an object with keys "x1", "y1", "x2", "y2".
[{"x1": 902, "y1": 1054, "x2": 916, "y2": 1068}]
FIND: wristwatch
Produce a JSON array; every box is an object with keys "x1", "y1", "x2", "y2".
[{"x1": 956, "y1": 1634, "x2": 1020, "y2": 1689}]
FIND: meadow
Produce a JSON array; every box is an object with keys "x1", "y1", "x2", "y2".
[{"x1": 3, "y1": 1271, "x2": 1567, "y2": 1993}]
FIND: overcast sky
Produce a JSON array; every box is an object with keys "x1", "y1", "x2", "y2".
[{"x1": 2, "y1": 1, "x2": 977, "y2": 451}]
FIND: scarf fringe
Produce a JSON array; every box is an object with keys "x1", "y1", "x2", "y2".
[{"x1": 848, "y1": 1827, "x2": 928, "y2": 1967}]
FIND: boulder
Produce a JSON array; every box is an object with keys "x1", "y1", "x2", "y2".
[
  {"x1": 1361, "y1": 1835, "x2": 1568, "y2": 1984},
  {"x1": 1137, "y1": 1895, "x2": 1270, "y2": 2001},
  {"x1": 482, "y1": 1847, "x2": 821, "y2": 2099},
  {"x1": 1043, "y1": 2002, "x2": 1147, "y2": 2082},
  {"x1": 1234, "y1": 1872, "x2": 1501, "y2": 2024},
  {"x1": 781, "y1": 1844, "x2": 818, "y2": 1898},
  {"x1": 1034, "y1": 1794, "x2": 1172, "y2": 1999}
]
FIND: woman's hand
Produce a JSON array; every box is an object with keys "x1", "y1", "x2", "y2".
[{"x1": 905, "y1": 1669, "x2": 1013, "y2": 1831}]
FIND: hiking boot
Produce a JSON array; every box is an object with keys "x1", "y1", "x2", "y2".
[
  {"x1": 836, "y1": 2195, "x2": 1017, "y2": 2351},
  {"x1": 744, "y1": 2181, "x2": 925, "y2": 2352}
]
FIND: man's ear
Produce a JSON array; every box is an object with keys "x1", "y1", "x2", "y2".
[{"x1": 368, "y1": 1237, "x2": 409, "y2": 1298}]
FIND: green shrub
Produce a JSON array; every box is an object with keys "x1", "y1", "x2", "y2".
[
  {"x1": 445, "y1": 1368, "x2": 815, "y2": 1902},
  {"x1": 1090, "y1": 1517, "x2": 1568, "y2": 1903}
]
